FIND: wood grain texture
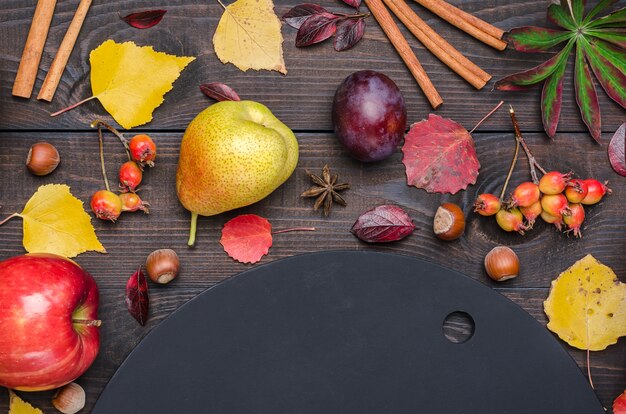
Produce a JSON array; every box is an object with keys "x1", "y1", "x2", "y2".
[{"x1": 0, "y1": 0, "x2": 624, "y2": 132}]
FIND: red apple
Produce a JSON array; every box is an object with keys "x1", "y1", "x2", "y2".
[{"x1": 0, "y1": 253, "x2": 100, "y2": 391}]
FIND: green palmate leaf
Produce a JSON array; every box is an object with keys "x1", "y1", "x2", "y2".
[
  {"x1": 588, "y1": 28, "x2": 626, "y2": 48},
  {"x1": 575, "y1": 41, "x2": 602, "y2": 141},
  {"x1": 549, "y1": 3, "x2": 577, "y2": 30},
  {"x1": 584, "y1": 40, "x2": 626, "y2": 107},
  {"x1": 542, "y1": 48, "x2": 570, "y2": 137},
  {"x1": 508, "y1": 26, "x2": 573, "y2": 52},
  {"x1": 592, "y1": 38, "x2": 626, "y2": 72},
  {"x1": 583, "y1": 0, "x2": 618, "y2": 24},
  {"x1": 589, "y1": 7, "x2": 626, "y2": 27},
  {"x1": 495, "y1": 41, "x2": 574, "y2": 90}
]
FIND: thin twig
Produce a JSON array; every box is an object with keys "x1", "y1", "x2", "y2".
[
  {"x1": 469, "y1": 100, "x2": 504, "y2": 134},
  {"x1": 0, "y1": 213, "x2": 20, "y2": 226},
  {"x1": 500, "y1": 136, "x2": 520, "y2": 201},
  {"x1": 50, "y1": 95, "x2": 97, "y2": 117},
  {"x1": 272, "y1": 227, "x2": 316, "y2": 235},
  {"x1": 97, "y1": 125, "x2": 110, "y2": 192},
  {"x1": 91, "y1": 120, "x2": 131, "y2": 160},
  {"x1": 509, "y1": 106, "x2": 547, "y2": 184}
]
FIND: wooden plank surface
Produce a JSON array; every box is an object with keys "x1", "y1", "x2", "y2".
[{"x1": 0, "y1": 0, "x2": 625, "y2": 412}]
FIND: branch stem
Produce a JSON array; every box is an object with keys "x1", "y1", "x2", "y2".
[
  {"x1": 97, "y1": 125, "x2": 110, "y2": 192},
  {"x1": 509, "y1": 106, "x2": 547, "y2": 184},
  {"x1": 272, "y1": 227, "x2": 316, "y2": 234},
  {"x1": 50, "y1": 95, "x2": 97, "y2": 117},
  {"x1": 500, "y1": 135, "x2": 520, "y2": 201},
  {"x1": 469, "y1": 100, "x2": 504, "y2": 134},
  {"x1": 91, "y1": 120, "x2": 131, "y2": 160},
  {"x1": 0, "y1": 213, "x2": 20, "y2": 226}
]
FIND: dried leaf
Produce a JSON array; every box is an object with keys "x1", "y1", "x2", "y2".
[
  {"x1": 341, "y1": 0, "x2": 362, "y2": 9},
  {"x1": 544, "y1": 254, "x2": 626, "y2": 351},
  {"x1": 401, "y1": 114, "x2": 480, "y2": 194},
  {"x1": 120, "y1": 10, "x2": 167, "y2": 29},
  {"x1": 282, "y1": 3, "x2": 329, "y2": 29},
  {"x1": 351, "y1": 205, "x2": 415, "y2": 243},
  {"x1": 334, "y1": 18, "x2": 365, "y2": 51},
  {"x1": 614, "y1": 391, "x2": 626, "y2": 414},
  {"x1": 88, "y1": 40, "x2": 194, "y2": 129},
  {"x1": 8, "y1": 390, "x2": 43, "y2": 414},
  {"x1": 296, "y1": 13, "x2": 338, "y2": 47},
  {"x1": 508, "y1": 26, "x2": 572, "y2": 52},
  {"x1": 126, "y1": 267, "x2": 149, "y2": 326},
  {"x1": 220, "y1": 214, "x2": 273, "y2": 264},
  {"x1": 199, "y1": 82, "x2": 241, "y2": 102},
  {"x1": 0, "y1": 184, "x2": 106, "y2": 258},
  {"x1": 608, "y1": 122, "x2": 626, "y2": 176},
  {"x1": 213, "y1": 0, "x2": 286, "y2": 74}
]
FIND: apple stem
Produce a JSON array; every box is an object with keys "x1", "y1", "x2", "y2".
[
  {"x1": 50, "y1": 95, "x2": 97, "y2": 117},
  {"x1": 0, "y1": 213, "x2": 20, "y2": 226},
  {"x1": 72, "y1": 319, "x2": 102, "y2": 327},
  {"x1": 188, "y1": 212, "x2": 198, "y2": 247},
  {"x1": 272, "y1": 227, "x2": 316, "y2": 234}
]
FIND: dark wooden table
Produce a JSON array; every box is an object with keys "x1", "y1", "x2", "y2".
[{"x1": 1, "y1": 0, "x2": 625, "y2": 412}]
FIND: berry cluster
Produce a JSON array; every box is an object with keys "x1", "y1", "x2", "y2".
[
  {"x1": 475, "y1": 174, "x2": 610, "y2": 237},
  {"x1": 89, "y1": 121, "x2": 157, "y2": 222}
]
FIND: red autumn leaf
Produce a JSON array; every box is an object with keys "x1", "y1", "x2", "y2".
[
  {"x1": 125, "y1": 266, "x2": 149, "y2": 326},
  {"x1": 120, "y1": 10, "x2": 167, "y2": 29},
  {"x1": 295, "y1": 13, "x2": 339, "y2": 47},
  {"x1": 220, "y1": 215, "x2": 273, "y2": 264},
  {"x1": 199, "y1": 82, "x2": 241, "y2": 102},
  {"x1": 402, "y1": 114, "x2": 480, "y2": 194},
  {"x1": 608, "y1": 122, "x2": 626, "y2": 176},
  {"x1": 614, "y1": 391, "x2": 626, "y2": 414},
  {"x1": 351, "y1": 205, "x2": 415, "y2": 243},
  {"x1": 341, "y1": 0, "x2": 362, "y2": 9},
  {"x1": 282, "y1": 3, "x2": 329, "y2": 29},
  {"x1": 334, "y1": 17, "x2": 366, "y2": 51}
]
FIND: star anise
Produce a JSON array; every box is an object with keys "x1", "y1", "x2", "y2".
[{"x1": 301, "y1": 165, "x2": 350, "y2": 216}]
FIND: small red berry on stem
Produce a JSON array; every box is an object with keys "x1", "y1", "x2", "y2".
[
  {"x1": 563, "y1": 203, "x2": 585, "y2": 237},
  {"x1": 564, "y1": 179, "x2": 588, "y2": 203},
  {"x1": 581, "y1": 179, "x2": 611, "y2": 205},
  {"x1": 520, "y1": 200, "x2": 542, "y2": 227},
  {"x1": 541, "y1": 193, "x2": 570, "y2": 217},
  {"x1": 496, "y1": 208, "x2": 526, "y2": 234},
  {"x1": 120, "y1": 192, "x2": 150, "y2": 213},
  {"x1": 474, "y1": 193, "x2": 501, "y2": 216},
  {"x1": 540, "y1": 210, "x2": 564, "y2": 231},
  {"x1": 91, "y1": 190, "x2": 122, "y2": 222},
  {"x1": 538, "y1": 171, "x2": 571, "y2": 195},
  {"x1": 510, "y1": 181, "x2": 540, "y2": 207},
  {"x1": 129, "y1": 134, "x2": 157, "y2": 167},
  {"x1": 119, "y1": 161, "x2": 143, "y2": 192}
]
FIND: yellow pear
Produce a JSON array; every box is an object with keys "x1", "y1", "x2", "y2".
[{"x1": 176, "y1": 101, "x2": 298, "y2": 245}]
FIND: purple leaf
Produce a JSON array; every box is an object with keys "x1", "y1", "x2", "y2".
[
  {"x1": 126, "y1": 267, "x2": 149, "y2": 326},
  {"x1": 508, "y1": 26, "x2": 572, "y2": 52},
  {"x1": 574, "y1": 42, "x2": 602, "y2": 142},
  {"x1": 334, "y1": 18, "x2": 365, "y2": 51},
  {"x1": 120, "y1": 10, "x2": 167, "y2": 29},
  {"x1": 200, "y1": 82, "x2": 241, "y2": 102},
  {"x1": 351, "y1": 205, "x2": 416, "y2": 243},
  {"x1": 282, "y1": 3, "x2": 329, "y2": 29},
  {"x1": 341, "y1": 0, "x2": 362, "y2": 9},
  {"x1": 296, "y1": 13, "x2": 339, "y2": 47},
  {"x1": 608, "y1": 123, "x2": 626, "y2": 176}
]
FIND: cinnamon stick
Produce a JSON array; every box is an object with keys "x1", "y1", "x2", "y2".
[
  {"x1": 38, "y1": 0, "x2": 92, "y2": 102},
  {"x1": 412, "y1": 0, "x2": 507, "y2": 51},
  {"x1": 434, "y1": 0, "x2": 504, "y2": 39},
  {"x1": 364, "y1": 0, "x2": 443, "y2": 109},
  {"x1": 12, "y1": 0, "x2": 57, "y2": 98},
  {"x1": 384, "y1": 0, "x2": 490, "y2": 89}
]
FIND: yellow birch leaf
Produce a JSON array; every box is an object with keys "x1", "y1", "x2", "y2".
[
  {"x1": 7, "y1": 184, "x2": 106, "y2": 258},
  {"x1": 544, "y1": 254, "x2": 626, "y2": 351},
  {"x1": 89, "y1": 40, "x2": 195, "y2": 129},
  {"x1": 213, "y1": 0, "x2": 287, "y2": 74},
  {"x1": 8, "y1": 389, "x2": 44, "y2": 414}
]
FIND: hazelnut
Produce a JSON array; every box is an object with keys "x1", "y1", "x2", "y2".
[
  {"x1": 433, "y1": 203, "x2": 465, "y2": 241},
  {"x1": 484, "y1": 246, "x2": 519, "y2": 282},
  {"x1": 52, "y1": 382, "x2": 85, "y2": 414},
  {"x1": 146, "y1": 249, "x2": 180, "y2": 284},
  {"x1": 26, "y1": 142, "x2": 60, "y2": 176}
]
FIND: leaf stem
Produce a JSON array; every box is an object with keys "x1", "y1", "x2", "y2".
[
  {"x1": 216, "y1": 0, "x2": 227, "y2": 10},
  {"x1": 272, "y1": 227, "x2": 316, "y2": 234},
  {"x1": 509, "y1": 105, "x2": 547, "y2": 183},
  {"x1": 0, "y1": 213, "x2": 20, "y2": 226},
  {"x1": 50, "y1": 96, "x2": 97, "y2": 117},
  {"x1": 469, "y1": 100, "x2": 504, "y2": 134},
  {"x1": 72, "y1": 318, "x2": 102, "y2": 327},
  {"x1": 335, "y1": 12, "x2": 371, "y2": 19},
  {"x1": 97, "y1": 125, "x2": 111, "y2": 192},
  {"x1": 500, "y1": 134, "x2": 520, "y2": 201},
  {"x1": 91, "y1": 120, "x2": 131, "y2": 160},
  {"x1": 587, "y1": 348, "x2": 594, "y2": 389},
  {"x1": 188, "y1": 212, "x2": 198, "y2": 247}
]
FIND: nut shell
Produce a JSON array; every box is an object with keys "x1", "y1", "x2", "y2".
[
  {"x1": 433, "y1": 203, "x2": 465, "y2": 241},
  {"x1": 484, "y1": 246, "x2": 519, "y2": 282},
  {"x1": 26, "y1": 142, "x2": 60, "y2": 176},
  {"x1": 52, "y1": 382, "x2": 85, "y2": 414},
  {"x1": 146, "y1": 249, "x2": 180, "y2": 284}
]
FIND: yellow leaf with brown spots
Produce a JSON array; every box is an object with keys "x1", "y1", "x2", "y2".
[
  {"x1": 8, "y1": 390, "x2": 44, "y2": 414},
  {"x1": 544, "y1": 254, "x2": 626, "y2": 351}
]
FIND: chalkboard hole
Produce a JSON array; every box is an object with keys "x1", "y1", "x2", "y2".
[{"x1": 443, "y1": 311, "x2": 475, "y2": 344}]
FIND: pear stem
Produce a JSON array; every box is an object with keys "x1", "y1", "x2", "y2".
[
  {"x1": 272, "y1": 227, "x2": 316, "y2": 234},
  {"x1": 0, "y1": 213, "x2": 20, "y2": 226},
  {"x1": 72, "y1": 318, "x2": 102, "y2": 327},
  {"x1": 188, "y1": 212, "x2": 198, "y2": 246},
  {"x1": 50, "y1": 95, "x2": 97, "y2": 117}
]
